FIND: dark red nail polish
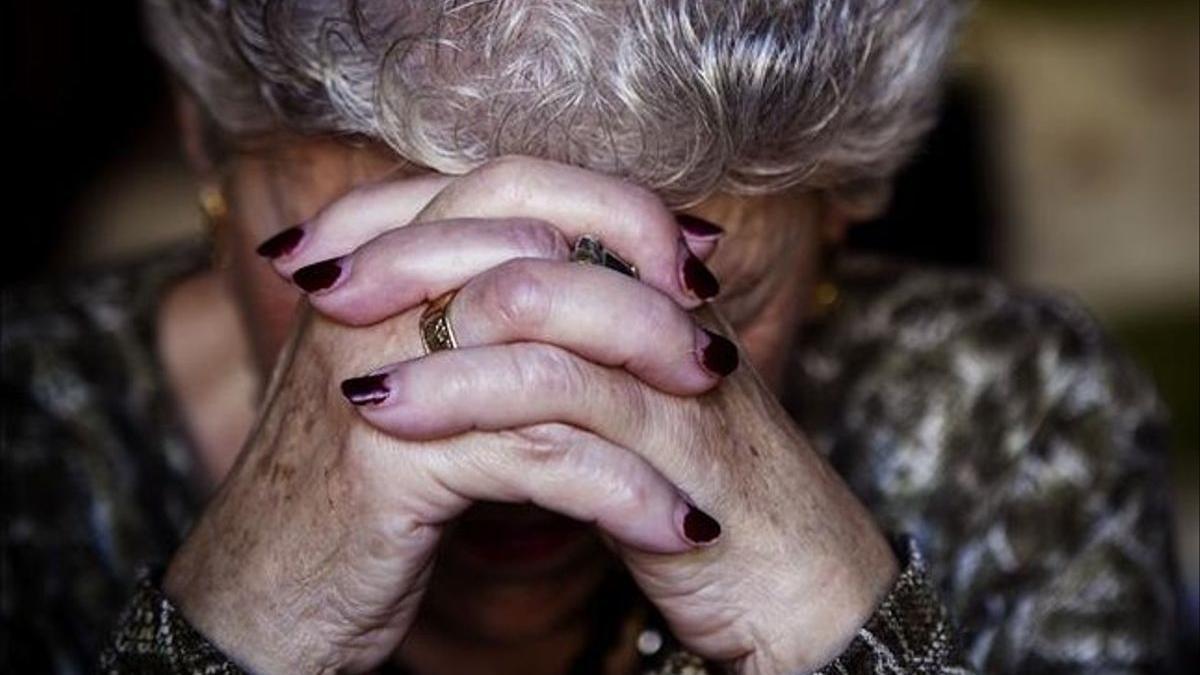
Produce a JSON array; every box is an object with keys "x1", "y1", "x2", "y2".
[
  {"x1": 678, "y1": 214, "x2": 725, "y2": 239},
  {"x1": 683, "y1": 506, "x2": 721, "y2": 544},
  {"x1": 682, "y1": 253, "x2": 720, "y2": 300},
  {"x1": 293, "y1": 258, "x2": 342, "y2": 293},
  {"x1": 700, "y1": 330, "x2": 739, "y2": 376},
  {"x1": 340, "y1": 374, "x2": 390, "y2": 406},
  {"x1": 255, "y1": 226, "x2": 304, "y2": 258}
]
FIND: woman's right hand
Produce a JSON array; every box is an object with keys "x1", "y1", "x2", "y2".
[
  {"x1": 162, "y1": 306, "x2": 703, "y2": 673},
  {"x1": 161, "y1": 158, "x2": 720, "y2": 674}
]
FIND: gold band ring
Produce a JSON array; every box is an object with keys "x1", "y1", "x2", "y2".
[
  {"x1": 420, "y1": 236, "x2": 632, "y2": 354},
  {"x1": 420, "y1": 290, "x2": 459, "y2": 353}
]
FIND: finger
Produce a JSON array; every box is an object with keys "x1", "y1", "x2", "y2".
[
  {"x1": 414, "y1": 156, "x2": 720, "y2": 307},
  {"x1": 307, "y1": 250, "x2": 729, "y2": 392},
  {"x1": 391, "y1": 423, "x2": 708, "y2": 553},
  {"x1": 446, "y1": 259, "x2": 734, "y2": 394},
  {"x1": 296, "y1": 218, "x2": 569, "y2": 323},
  {"x1": 340, "y1": 342, "x2": 736, "y2": 471},
  {"x1": 258, "y1": 174, "x2": 453, "y2": 274}
]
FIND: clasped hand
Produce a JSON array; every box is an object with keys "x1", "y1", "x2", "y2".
[{"x1": 164, "y1": 157, "x2": 897, "y2": 675}]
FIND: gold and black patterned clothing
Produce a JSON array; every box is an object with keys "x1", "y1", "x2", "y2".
[{"x1": 1, "y1": 246, "x2": 1182, "y2": 673}]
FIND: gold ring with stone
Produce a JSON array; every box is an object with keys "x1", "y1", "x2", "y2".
[
  {"x1": 570, "y1": 235, "x2": 639, "y2": 279},
  {"x1": 420, "y1": 290, "x2": 459, "y2": 353}
]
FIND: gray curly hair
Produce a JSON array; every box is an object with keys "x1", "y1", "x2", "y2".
[{"x1": 144, "y1": 0, "x2": 965, "y2": 206}]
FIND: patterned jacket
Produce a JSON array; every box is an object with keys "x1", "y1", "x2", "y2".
[{"x1": 1, "y1": 246, "x2": 1181, "y2": 673}]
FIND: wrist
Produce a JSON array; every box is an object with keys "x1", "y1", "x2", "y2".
[
  {"x1": 735, "y1": 529, "x2": 899, "y2": 675},
  {"x1": 163, "y1": 536, "x2": 333, "y2": 675}
]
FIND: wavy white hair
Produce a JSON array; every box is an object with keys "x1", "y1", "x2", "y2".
[{"x1": 144, "y1": 0, "x2": 965, "y2": 206}]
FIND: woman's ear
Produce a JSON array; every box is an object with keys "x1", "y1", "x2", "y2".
[
  {"x1": 822, "y1": 181, "x2": 893, "y2": 244},
  {"x1": 174, "y1": 90, "x2": 220, "y2": 180},
  {"x1": 818, "y1": 198, "x2": 850, "y2": 247}
]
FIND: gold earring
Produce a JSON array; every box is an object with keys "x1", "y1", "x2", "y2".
[
  {"x1": 198, "y1": 186, "x2": 228, "y2": 225},
  {"x1": 811, "y1": 245, "x2": 840, "y2": 318},
  {"x1": 198, "y1": 186, "x2": 231, "y2": 268},
  {"x1": 813, "y1": 279, "x2": 839, "y2": 313}
]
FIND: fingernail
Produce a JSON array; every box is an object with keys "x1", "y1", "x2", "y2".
[
  {"x1": 682, "y1": 252, "x2": 720, "y2": 300},
  {"x1": 255, "y1": 226, "x2": 304, "y2": 258},
  {"x1": 340, "y1": 373, "x2": 390, "y2": 406},
  {"x1": 292, "y1": 257, "x2": 343, "y2": 293},
  {"x1": 699, "y1": 329, "x2": 739, "y2": 376},
  {"x1": 677, "y1": 214, "x2": 725, "y2": 240},
  {"x1": 683, "y1": 505, "x2": 721, "y2": 544}
]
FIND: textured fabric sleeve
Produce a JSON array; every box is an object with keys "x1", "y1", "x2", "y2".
[
  {"x1": 815, "y1": 537, "x2": 976, "y2": 675},
  {"x1": 644, "y1": 539, "x2": 975, "y2": 675},
  {"x1": 98, "y1": 571, "x2": 245, "y2": 675}
]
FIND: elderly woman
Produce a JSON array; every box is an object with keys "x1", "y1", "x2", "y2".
[{"x1": 1, "y1": 0, "x2": 1182, "y2": 673}]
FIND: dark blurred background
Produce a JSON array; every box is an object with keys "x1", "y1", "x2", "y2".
[{"x1": 3, "y1": 0, "x2": 1198, "y2": 655}]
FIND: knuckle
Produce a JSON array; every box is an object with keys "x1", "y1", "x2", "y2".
[
  {"x1": 475, "y1": 154, "x2": 532, "y2": 181},
  {"x1": 470, "y1": 155, "x2": 538, "y2": 209},
  {"x1": 624, "y1": 181, "x2": 665, "y2": 215},
  {"x1": 574, "y1": 446, "x2": 647, "y2": 510},
  {"x1": 619, "y1": 183, "x2": 671, "y2": 231},
  {"x1": 481, "y1": 260, "x2": 552, "y2": 333},
  {"x1": 510, "y1": 421, "x2": 577, "y2": 448},
  {"x1": 506, "y1": 218, "x2": 570, "y2": 259},
  {"x1": 513, "y1": 344, "x2": 588, "y2": 401},
  {"x1": 505, "y1": 423, "x2": 575, "y2": 467},
  {"x1": 609, "y1": 476, "x2": 652, "y2": 519},
  {"x1": 423, "y1": 159, "x2": 529, "y2": 220}
]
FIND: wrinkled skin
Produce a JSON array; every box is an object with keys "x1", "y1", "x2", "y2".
[{"x1": 163, "y1": 136, "x2": 897, "y2": 674}]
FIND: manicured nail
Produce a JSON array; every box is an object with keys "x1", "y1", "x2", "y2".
[
  {"x1": 677, "y1": 214, "x2": 725, "y2": 240},
  {"x1": 683, "y1": 505, "x2": 721, "y2": 544},
  {"x1": 340, "y1": 373, "x2": 390, "y2": 406},
  {"x1": 682, "y1": 253, "x2": 720, "y2": 300},
  {"x1": 255, "y1": 226, "x2": 304, "y2": 258},
  {"x1": 699, "y1": 329, "x2": 739, "y2": 376},
  {"x1": 292, "y1": 258, "x2": 342, "y2": 293}
]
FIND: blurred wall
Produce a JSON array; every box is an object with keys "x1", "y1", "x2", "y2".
[
  {"x1": 2, "y1": 1, "x2": 171, "y2": 282},
  {"x1": 964, "y1": 2, "x2": 1199, "y2": 640},
  {"x1": 970, "y1": 4, "x2": 1198, "y2": 318}
]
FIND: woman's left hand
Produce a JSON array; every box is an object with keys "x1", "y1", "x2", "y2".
[
  {"x1": 360, "y1": 308, "x2": 898, "y2": 674},
  {"x1": 264, "y1": 157, "x2": 898, "y2": 674}
]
